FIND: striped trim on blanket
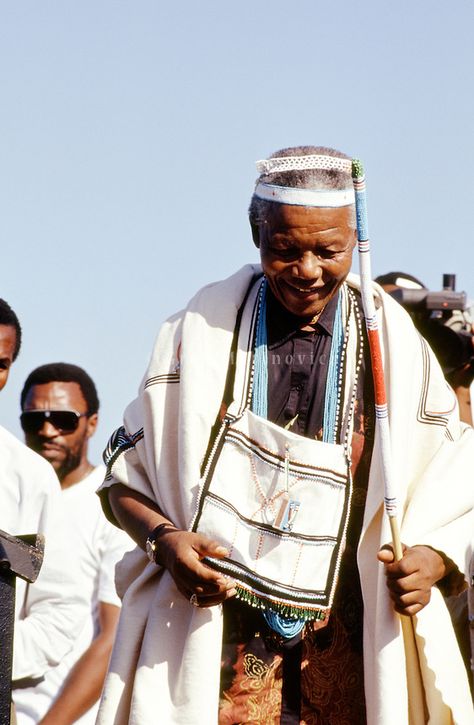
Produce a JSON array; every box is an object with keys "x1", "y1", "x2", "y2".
[
  {"x1": 417, "y1": 337, "x2": 452, "y2": 429},
  {"x1": 103, "y1": 425, "x2": 144, "y2": 480},
  {"x1": 144, "y1": 372, "x2": 180, "y2": 389}
]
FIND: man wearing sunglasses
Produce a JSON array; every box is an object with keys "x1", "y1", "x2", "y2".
[
  {"x1": 0, "y1": 300, "x2": 89, "y2": 725},
  {"x1": 14, "y1": 363, "x2": 132, "y2": 725},
  {"x1": 20, "y1": 364, "x2": 99, "y2": 490}
]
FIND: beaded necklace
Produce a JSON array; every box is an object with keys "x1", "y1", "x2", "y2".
[{"x1": 252, "y1": 279, "x2": 344, "y2": 440}]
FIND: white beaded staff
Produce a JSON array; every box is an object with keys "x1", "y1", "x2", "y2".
[{"x1": 352, "y1": 159, "x2": 426, "y2": 724}]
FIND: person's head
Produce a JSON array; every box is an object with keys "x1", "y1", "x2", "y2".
[
  {"x1": 20, "y1": 363, "x2": 99, "y2": 483},
  {"x1": 249, "y1": 146, "x2": 356, "y2": 320},
  {"x1": 0, "y1": 299, "x2": 22, "y2": 392}
]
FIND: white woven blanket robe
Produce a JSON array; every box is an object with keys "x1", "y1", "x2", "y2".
[{"x1": 97, "y1": 265, "x2": 474, "y2": 725}]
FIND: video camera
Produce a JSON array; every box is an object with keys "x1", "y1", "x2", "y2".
[{"x1": 391, "y1": 274, "x2": 474, "y2": 376}]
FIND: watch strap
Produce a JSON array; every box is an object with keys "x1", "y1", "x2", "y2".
[{"x1": 146, "y1": 523, "x2": 176, "y2": 564}]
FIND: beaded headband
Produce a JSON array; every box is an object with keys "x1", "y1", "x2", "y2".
[
  {"x1": 254, "y1": 153, "x2": 354, "y2": 208},
  {"x1": 255, "y1": 154, "x2": 352, "y2": 176},
  {"x1": 254, "y1": 182, "x2": 355, "y2": 208}
]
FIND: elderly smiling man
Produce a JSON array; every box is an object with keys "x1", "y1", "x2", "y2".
[{"x1": 96, "y1": 146, "x2": 474, "y2": 724}]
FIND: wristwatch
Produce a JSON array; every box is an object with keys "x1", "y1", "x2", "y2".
[{"x1": 145, "y1": 523, "x2": 176, "y2": 564}]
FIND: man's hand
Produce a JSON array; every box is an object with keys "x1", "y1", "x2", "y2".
[
  {"x1": 377, "y1": 544, "x2": 447, "y2": 616},
  {"x1": 107, "y1": 484, "x2": 236, "y2": 608},
  {"x1": 158, "y1": 529, "x2": 237, "y2": 607}
]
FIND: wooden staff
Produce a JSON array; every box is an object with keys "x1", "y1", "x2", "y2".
[{"x1": 352, "y1": 160, "x2": 427, "y2": 725}]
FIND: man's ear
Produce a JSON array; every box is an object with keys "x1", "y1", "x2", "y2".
[
  {"x1": 250, "y1": 221, "x2": 260, "y2": 249},
  {"x1": 86, "y1": 413, "x2": 98, "y2": 439}
]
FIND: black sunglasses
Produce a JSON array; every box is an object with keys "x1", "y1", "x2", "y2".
[{"x1": 20, "y1": 409, "x2": 89, "y2": 434}]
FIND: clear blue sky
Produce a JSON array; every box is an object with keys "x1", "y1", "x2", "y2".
[{"x1": 1, "y1": 1, "x2": 473, "y2": 461}]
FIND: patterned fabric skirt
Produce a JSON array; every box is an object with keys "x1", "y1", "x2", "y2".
[{"x1": 219, "y1": 540, "x2": 367, "y2": 725}]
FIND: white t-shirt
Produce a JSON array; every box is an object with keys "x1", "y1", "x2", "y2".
[
  {"x1": 14, "y1": 465, "x2": 133, "y2": 725},
  {"x1": 0, "y1": 426, "x2": 89, "y2": 702}
]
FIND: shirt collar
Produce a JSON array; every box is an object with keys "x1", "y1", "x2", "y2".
[{"x1": 266, "y1": 285, "x2": 339, "y2": 347}]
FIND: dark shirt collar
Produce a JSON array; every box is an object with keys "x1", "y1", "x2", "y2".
[{"x1": 266, "y1": 284, "x2": 340, "y2": 347}]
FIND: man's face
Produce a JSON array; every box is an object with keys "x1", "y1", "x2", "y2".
[
  {"x1": 0, "y1": 325, "x2": 17, "y2": 391},
  {"x1": 22, "y1": 381, "x2": 97, "y2": 480},
  {"x1": 257, "y1": 204, "x2": 356, "y2": 319}
]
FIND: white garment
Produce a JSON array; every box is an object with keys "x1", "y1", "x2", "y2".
[
  {"x1": 97, "y1": 266, "x2": 474, "y2": 724},
  {"x1": 14, "y1": 466, "x2": 133, "y2": 725},
  {"x1": 0, "y1": 426, "x2": 89, "y2": 713}
]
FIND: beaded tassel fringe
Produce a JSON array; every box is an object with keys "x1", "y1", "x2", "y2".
[{"x1": 235, "y1": 584, "x2": 328, "y2": 622}]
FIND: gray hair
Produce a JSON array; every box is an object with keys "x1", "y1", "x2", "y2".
[{"x1": 248, "y1": 145, "x2": 355, "y2": 230}]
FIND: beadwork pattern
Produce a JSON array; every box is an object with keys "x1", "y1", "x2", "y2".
[{"x1": 256, "y1": 154, "x2": 352, "y2": 176}]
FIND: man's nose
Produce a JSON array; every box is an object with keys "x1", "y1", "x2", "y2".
[
  {"x1": 37, "y1": 420, "x2": 60, "y2": 437},
  {"x1": 292, "y1": 252, "x2": 322, "y2": 280}
]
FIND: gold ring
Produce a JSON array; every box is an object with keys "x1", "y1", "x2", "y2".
[{"x1": 189, "y1": 593, "x2": 199, "y2": 607}]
